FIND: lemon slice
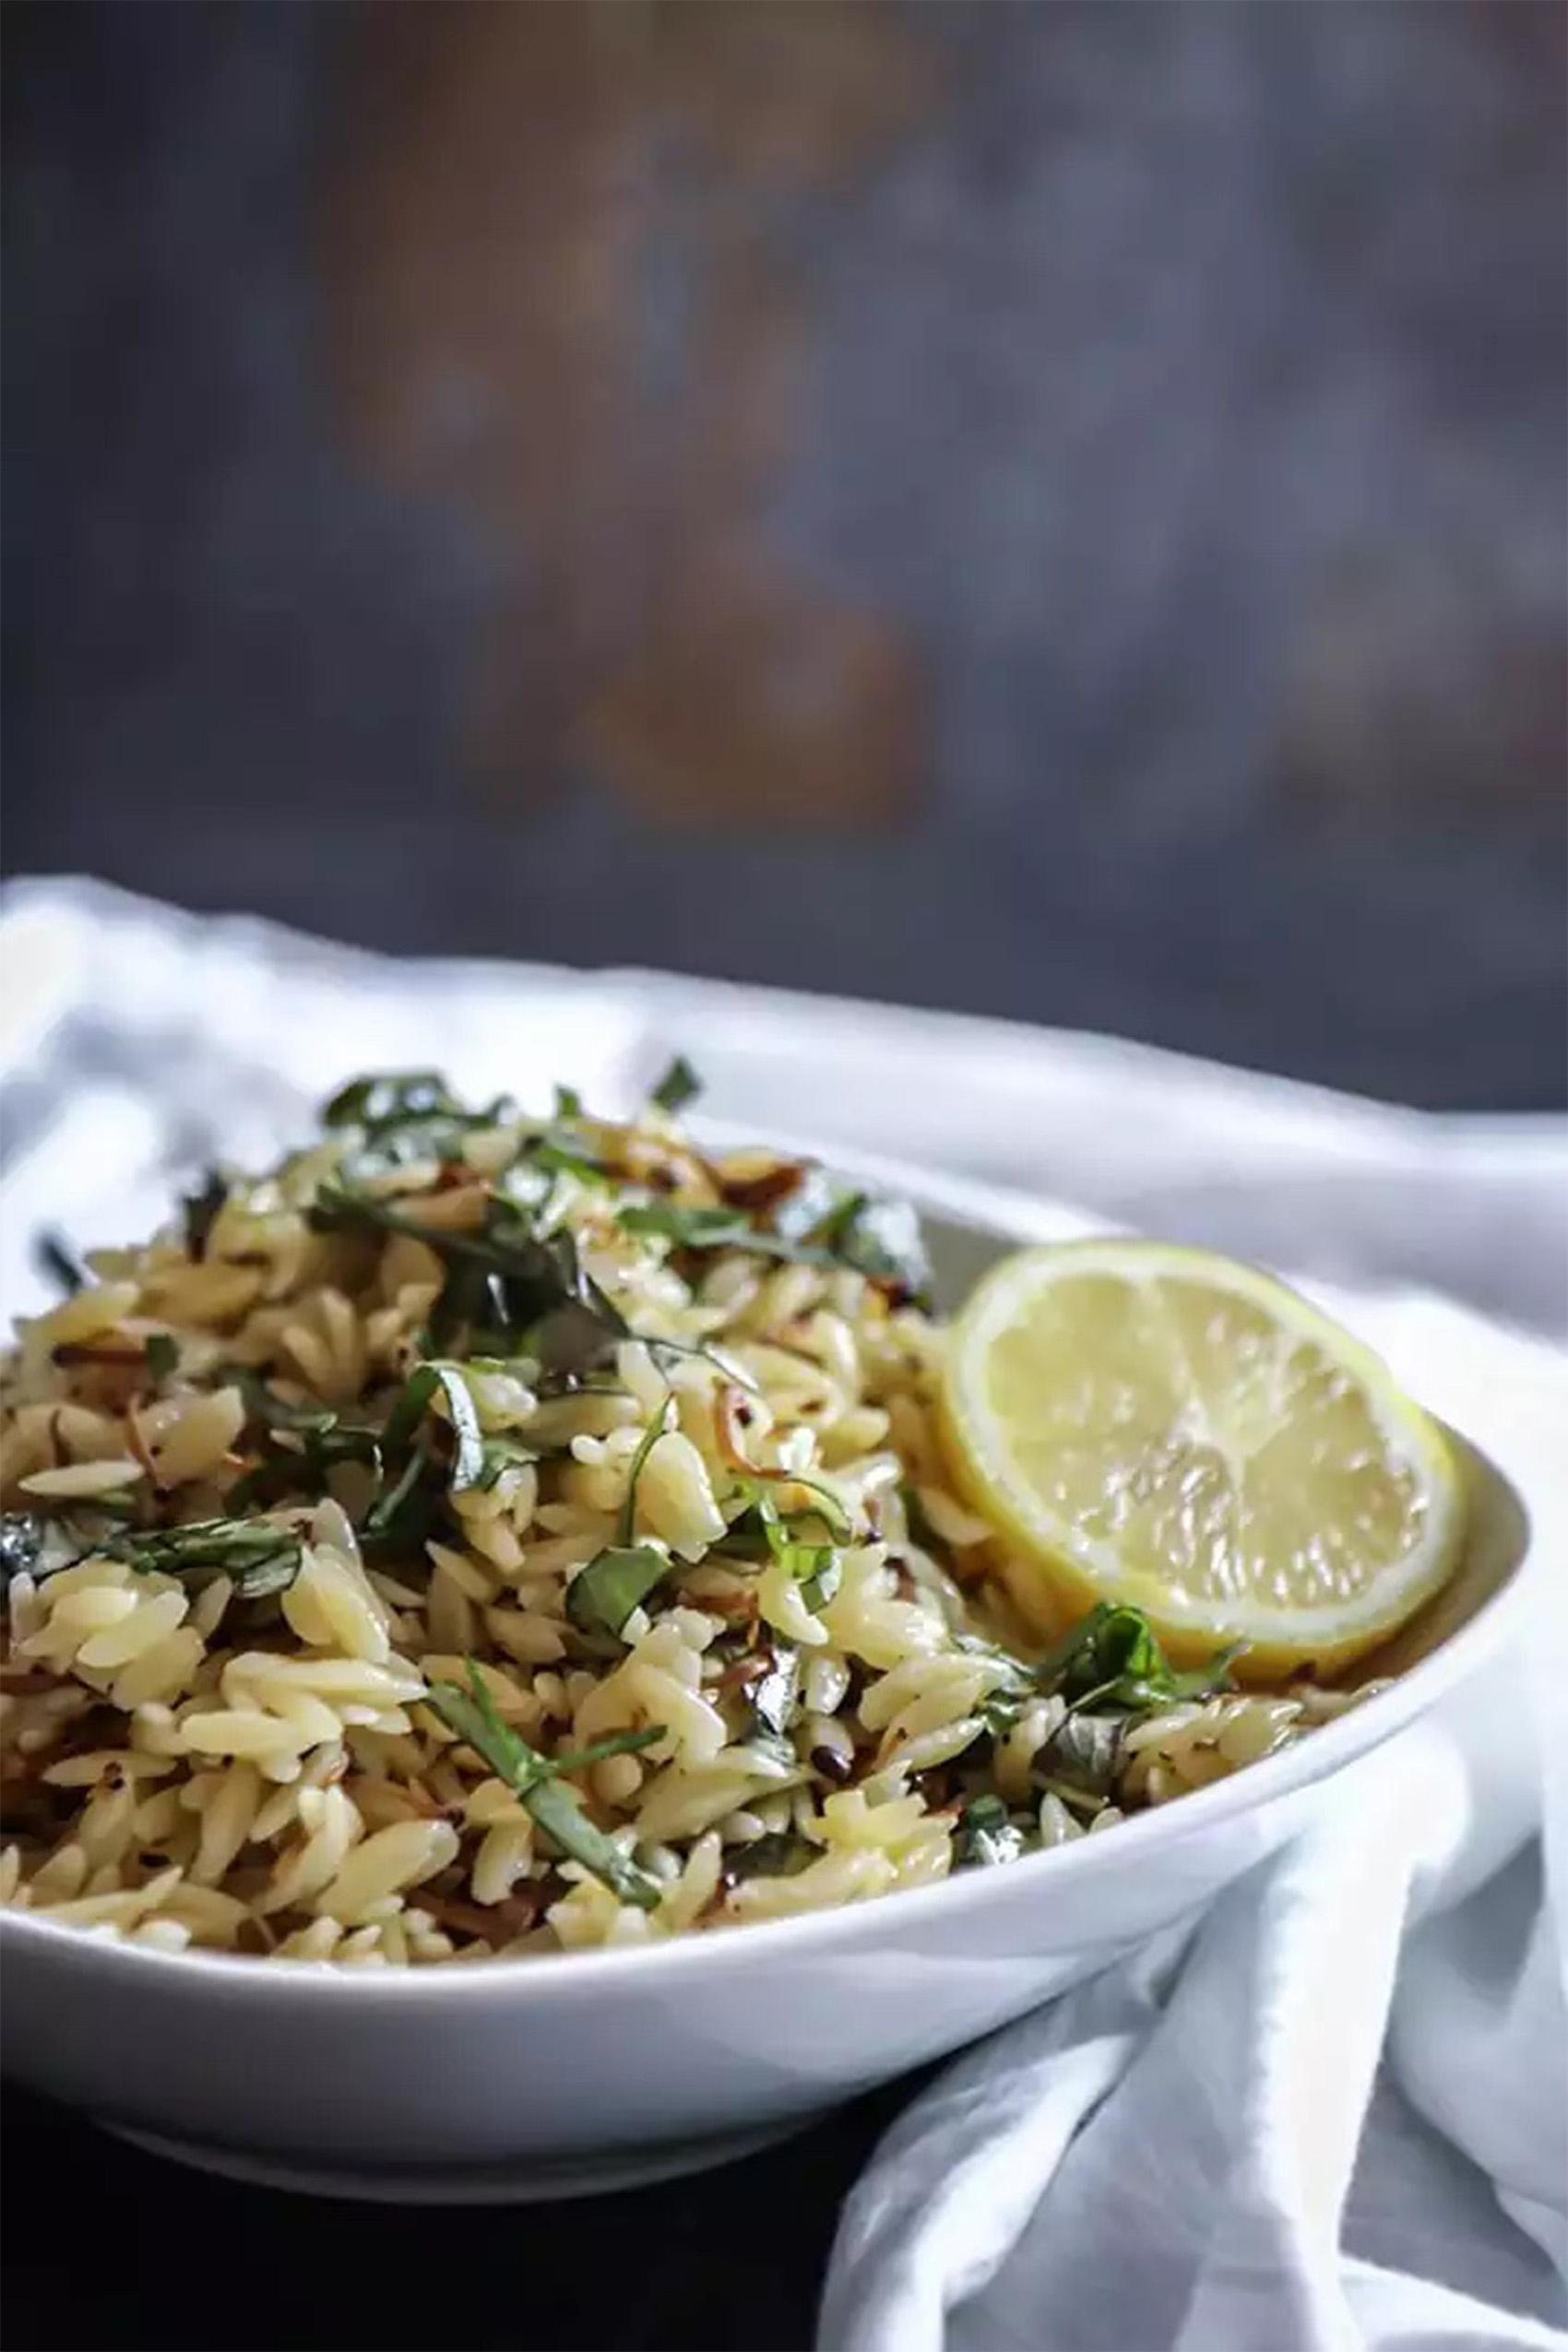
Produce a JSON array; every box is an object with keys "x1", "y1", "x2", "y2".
[{"x1": 939, "y1": 1240, "x2": 1465, "y2": 1681}]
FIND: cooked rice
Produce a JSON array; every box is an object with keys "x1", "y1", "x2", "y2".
[{"x1": 0, "y1": 1073, "x2": 1383, "y2": 1966}]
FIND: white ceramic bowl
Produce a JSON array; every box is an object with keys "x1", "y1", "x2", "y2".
[{"x1": 0, "y1": 1165, "x2": 1534, "y2": 2202}]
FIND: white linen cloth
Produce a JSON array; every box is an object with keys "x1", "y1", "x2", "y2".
[
  {"x1": 822, "y1": 1292, "x2": 1568, "y2": 2352},
  {"x1": 2, "y1": 875, "x2": 1565, "y2": 2350}
]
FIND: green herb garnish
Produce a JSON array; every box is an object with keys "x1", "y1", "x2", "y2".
[
  {"x1": 470, "y1": 1434, "x2": 541, "y2": 1491},
  {"x1": 649, "y1": 1055, "x2": 701, "y2": 1114},
  {"x1": 557, "y1": 1399, "x2": 675, "y2": 1648},
  {"x1": 320, "y1": 1070, "x2": 517, "y2": 1179},
  {"x1": 527, "y1": 1136, "x2": 609, "y2": 1186},
  {"x1": 723, "y1": 1833, "x2": 815, "y2": 1884},
  {"x1": 427, "y1": 1663, "x2": 664, "y2": 1910},
  {"x1": 564, "y1": 1546, "x2": 670, "y2": 1646},
  {"x1": 34, "y1": 1232, "x2": 85, "y2": 1296},
  {"x1": 309, "y1": 1190, "x2": 629, "y2": 1377},
  {"x1": 104, "y1": 1518, "x2": 303, "y2": 1598},
  {"x1": 1031, "y1": 1601, "x2": 1244, "y2": 1713},
  {"x1": 359, "y1": 1449, "x2": 440, "y2": 1552},
  {"x1": 955, "y1": 1793, "x2": 1027, "y2": 1869},
  {"x1": 722, "y1": 1480, "x2": 846, "y2": 1613},
  {"x1": 0, "y1": 1510, "x2": 301, "y2": 1598},
  {"x1": 618, "y1": 1183, "x2": 930, "y2": 1305},
  {"x1": 1039, "y1": 1710, "x2": 1125, "y2": 1798},
  {"x1": 748, "y1": 1645, "x2": 801, "y2": 1743},
  {"x1": 378, "y1": 1354, "x2": 538, "y2": 1475},
  {"x1": 0, "y1": 1513, "x2": 54, "y2": 1587},
  {"x1": 619, "y1": 1203, "x2": 756, "y2": 1253},
  {"x1": 616, "y1": 1399, "x2": 671, "y2": 1546},
  {"x1": 143, "y1": 1333, "x2": 180, "y2": 1384},
  {"x1": 181, "y1": 1170, "x2": 228, "y2": 1262}
]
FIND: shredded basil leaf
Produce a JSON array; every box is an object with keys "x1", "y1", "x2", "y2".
[
  {"x1": 724, "y1": 1476, "x2": 852, "y2": 1550},
  {"x1": 470, "y1": 1434, "x2": 540, "y2": 1491},
  {"x1": 422, "y1": 1362, "x2": 486, "y2": 1493},
  {"x1": 1030, "y1": 1601, "x2": 1244, "y2": 1712},
  {"x1": 619, "y1": 1202, "x2": 756, "y2": 1253},
  {"x1": 955, "y1": 1794, "x2": 1028, "y2": 1869},
  {"x1": 0, "y1": 1512, "x2": 51, "y2": 1587},
  {"x1": 749, "y1": 1645, "x2": 801, "y2": 1742},
  {"x1": 810, "y1": 1191, "x2": 931, "y2": 1303},
  {"x1": 565, "y1": 1545, "x2": 670, "y2": 1646},
  {"x1": 143, "y1": 1333, "x2": 180, "y2": 1384},
  {"x1": 1039, "y1": 1710, "x2": 1125, "y2": 1798},
  {"x1": 427, "y1": 1665, "x2": 663, "y2": 1910},
  {"x1": 319, "y1": 1071, "x2": 517, "y2": 1179},
  {"x1": 102, "y1": 1518, "x2": 303, "y2": 1598},
  {"x1": 527, "y1": 1136, "x2": 608, "y2": 1186},
  {"x1": 359, "y1": 1449, "x2": 440, "y2": 1552},
  {"x1": 552, "y1": 1084, "x2": 584, "y2": 1121},
  {"x1": 619, "y1": 1185, "x2": 930, "y2": 1303},
  {"x1": 722, "y1": 1482, "x2": 846, "y2": 1613},
  {"x1": 309, "y1": 1191, "x2": 628, "y2": 1376},
  {"x1": 649, "y1": 1055, "x2": 701, "y2": 1114},
  {"x1": 723, "y1": 1833, "x2": 814, "y2": 1883},
  {"x1": 34, "y1": 1232, "x2": 85, "y2": 1296},
  {"x1": 545, "y1": 1725, "x2": 665, "y2": 1776},
  {"x1": 180, "y1": 1170, "x2": 228, "y2": 1262},
  {"x1": 324, "y1": 1072, "x2": 459, "y2": 1128},
  {"x1": 617, "y1": 1400, "x2": 671, "y2": 1547},
  {"x1": 899, "y1": 1480, "x2": 945, "y2": 1553}
]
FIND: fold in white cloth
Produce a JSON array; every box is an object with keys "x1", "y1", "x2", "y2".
[
  {"x1": 1, "y1": 877, "x2": 1563, "y2": 2351},
  {"x1": 822, "y1": 1301, "x2": 1568, "y2": 2352}
]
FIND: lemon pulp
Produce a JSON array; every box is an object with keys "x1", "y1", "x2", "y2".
[{"x1": 939, "y1": 1240, "x2": 1465, "y2": 1680}]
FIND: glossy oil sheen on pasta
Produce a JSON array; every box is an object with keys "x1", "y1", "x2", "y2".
[{"x1": 0, "y1": 1072, "x2": 1376, "y2": 1966}]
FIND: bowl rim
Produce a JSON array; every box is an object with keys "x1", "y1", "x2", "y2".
[{"x1": 0, "y1": 1154, "x2": 1541, "y2": 2007}]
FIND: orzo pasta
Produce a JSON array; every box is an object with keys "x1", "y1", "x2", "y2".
[{"x1": 0, "y1": 1066, "x2": 1379, "y2": 1965}]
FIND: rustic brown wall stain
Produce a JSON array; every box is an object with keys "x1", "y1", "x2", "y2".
[{"x1": 319, "y1": 0, "x2": 936, "y2": 827}]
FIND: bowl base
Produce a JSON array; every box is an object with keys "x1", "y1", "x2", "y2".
[{"x1": 102, "y1": 2113, "x2": 808, "y2": 2204}]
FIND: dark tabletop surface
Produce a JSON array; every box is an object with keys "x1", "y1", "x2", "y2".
[{"x1": 2, "y1": 2074, "x2": 921, "y2": 2352}]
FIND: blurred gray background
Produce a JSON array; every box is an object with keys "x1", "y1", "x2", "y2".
[{"x1": 4, "y1": 0, "x2": 1564, "y2": 1106}]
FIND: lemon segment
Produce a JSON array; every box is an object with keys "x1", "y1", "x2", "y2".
[{"x1": 938, "y1": 1241, "x2": 1466, "y2": 1681}]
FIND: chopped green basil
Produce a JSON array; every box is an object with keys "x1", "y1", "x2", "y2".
[
  {"x1": 105, "y1": 1518, "x2": 303, "y2": 1598},
  {"x1": 617, "y1": 1399, "x2": 671, "y2": 1547},
  {"x1": 359, "y1": 1449, "x2": 440, "y2": 1553},
  {"x1": 527, "y1": 1136, "x2": 608, "y2": 1186},
  {"x1": 564, "y1": 1545, "x2": 670, "y2": 1645},
  {"x1": 470, "y1": 1434, "x2": 540, "y2": 1491},
  {"x1": 0, "y1": 1512, "x2": 54, "y2": 1586},
  {"x1": 619, "y1": 1184, "x2": 930, "y2": 1303},
  {"x1": 34, "y1": 1232, "x2": 85, "y2": 1296},
  {"x1": 181, "y1": 1170, "x2": 228, "y2": 1262},
  {"x1": 422, "y1": 1363, "x2": 486, "y2": 1492},
  {"x1": 143, "y1": 1333, "x2": 180, "y2": 1384},
  {"x1": 1031, "y1": 1601, "x2": 1244, "y2": 1712},
  {"x1": 810, "y1": 1190, "x2": 931, "y2": 1303},
  {"x1": 324, "y1": 1072, "x2": 461, "y2": 1129},
  {"x1": 649, "y1": 1055, "x2": 701, "y2": 1114},
  {"x1": 427, "y1": 1664, "x2": 663, "y2": 1910},
  {"x1": 723, "y1": 1833, "x2": 815, "y2": 1883},
  {"x1": 955, "y1": 1794, "x2": 1028, "y2": 1869},
  {"x1": 619, "y1": 1202, "x2": 755, "y2": 1253},
  {"x1": 748, "y1": 1645, "x2": 801, "y2": 1742},
  {"x1": 319, "y1": 1071, "x2": 517, "y2": 1180},
  {"x1": 1039, "y1": 1710, "x2": 1125, "y2": 1798},
  {"x1": 722, "y1": 1481, "x2": 846, "y2": 1614},
  {"x1": 309, "y1": 1190, "x2": 628, "y2": 1377},
  {"x1": 544, "y1": 1725, "x2": 665, "y2": 1776}
]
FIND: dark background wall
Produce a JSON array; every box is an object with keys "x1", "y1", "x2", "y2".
[{"x1": 4, "y1": 0, "x2": 1564, "y2": 1106}]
